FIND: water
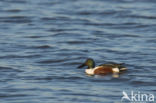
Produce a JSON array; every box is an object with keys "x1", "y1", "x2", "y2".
[{"x1": 0, "y1": 0, "x2": 156, "y2": 103}]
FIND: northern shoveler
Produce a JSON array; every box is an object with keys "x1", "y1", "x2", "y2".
[{"x1": 78, "y1": 58, "x2": 127, "y2": 75}]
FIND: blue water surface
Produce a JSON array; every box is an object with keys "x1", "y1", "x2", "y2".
[{"x1": 0, "y1": 0, "x2": 156, "y2": 103}]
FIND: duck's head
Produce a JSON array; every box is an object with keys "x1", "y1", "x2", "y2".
[{"x1": 78, "y1": 58, "x2": 95, "y2": 69}]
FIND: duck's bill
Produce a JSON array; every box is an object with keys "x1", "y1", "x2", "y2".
[{"x1": 78, "y1": 63, "x2": 85, "y2": 68}]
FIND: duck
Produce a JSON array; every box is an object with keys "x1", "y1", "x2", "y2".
[{"x1": 78, "y1": 58, "x2": 127, "y2": 75}]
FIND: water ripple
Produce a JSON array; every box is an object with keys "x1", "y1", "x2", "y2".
[
  {"x1": 0, "y1": 16, "x2": 32, "y2": 23},
  {"x1": 0, "y1": 0, "x2": 155, "y2": 103}
]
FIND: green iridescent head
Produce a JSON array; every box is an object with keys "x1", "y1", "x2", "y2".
[{"x1": 78, "y1": 58, "x2": 95, "y2": 69}]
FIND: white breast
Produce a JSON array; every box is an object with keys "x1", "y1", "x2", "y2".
[
  {"x1": 85, "y1": 67, "x2": 99, "y2": 75},
  {"x1": 85, "y1": 69, "x2": 94, "y2": 75},
  {"x1": 112, "y1": 68, "x2": 119, "y2": 73}
]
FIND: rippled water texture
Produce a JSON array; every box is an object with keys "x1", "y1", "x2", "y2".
[{"x1": 0, "y1": 0, "x2": 156, "y2": 103}]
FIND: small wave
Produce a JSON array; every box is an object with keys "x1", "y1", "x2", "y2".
[
  {"x1": 0, "y1": 66, "x2": 22, "y2": 72},
  {"x1": 0, "y1": 16, "x2": 32, "y2": 23},
  {"x1": 0, "y1": 54, "x2": 41, "y2": 59},
  {"x1": 66, "y1": 40, "x2": 89, "y2": 45},
  {"x1": 55, "y1": 76, "x2": 84, "y2": 80},
  {"x1": 130, "y1": 80, "x2": 156, "y2": 86},
  {"x1": 76, "y1": 10, "x2": 118, "y2": 16},
  {"x1": 0, "y1": 94, "x2": 30, "y2": 99},
  {"x1": 61, "y1": 92, "x2": 98, "y2": 97},
  {"x1": 48, "y1": 28, "x2": 83, "y2": 32},
  {"x1": 32, "y1": 45, "x2": 52, "y2": 49},
  {"x1": 125, "y1": 15, "x2": 156, "y2": 20},
  {"x1": 20, "y1": 76, "x2": 53, "y2": 81},
  {"x1": 25, "y1": 36, "x2": 45, "y2": 38},
  {"x1": 4, "y1": 0, "x2": 27, "y2": 4},
  {"x1": 146, "y1": 39, "x2": 156, "y2": 43},
  {"x1": 40, "y1": 16, "x2": 70, "y2": 21},
  {"x1": 37, "y1": 59, "x2": 66, "y2": 64},
  {"x1": 5, "y1": 9, "x2": 22, "y2": 13}
]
